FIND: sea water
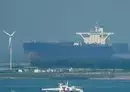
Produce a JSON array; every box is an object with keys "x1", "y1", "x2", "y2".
[{"x1": 0, "y1": 78, "x2": 130, "y2": 92}]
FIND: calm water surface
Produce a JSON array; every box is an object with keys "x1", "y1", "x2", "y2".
[{"x1": 0, "y1": 78, "x2": 130, "y2": 92}]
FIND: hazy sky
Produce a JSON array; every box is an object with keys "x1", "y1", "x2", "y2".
[{"x1": 0, "y1": 0, "x2": 130, "y2": 61}]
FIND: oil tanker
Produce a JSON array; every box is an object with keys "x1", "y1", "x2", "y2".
[{"x1": 23, "y1": 25, "x2": 129, "y2": 68}]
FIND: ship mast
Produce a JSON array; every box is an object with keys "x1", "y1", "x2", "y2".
[{"x1": 76, "y1": 25, "x2": 114, "y2": 45}]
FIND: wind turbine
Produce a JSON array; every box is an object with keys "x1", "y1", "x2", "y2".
[{"x1": 3, "y1": 30, "x2": 16, "y2": 70}]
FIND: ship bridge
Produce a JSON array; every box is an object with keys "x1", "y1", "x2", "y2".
[{"x1": 76, "y1": 25, "x2": 114, "y2": 45}]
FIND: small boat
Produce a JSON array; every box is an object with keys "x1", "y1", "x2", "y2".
[{"x1": 41, "y1": 81, "x2": 83, "y2": 92}]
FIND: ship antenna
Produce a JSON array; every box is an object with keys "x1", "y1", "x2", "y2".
[
  {"x1": 66, "y1": 80, "x2": 68, "y2": 86},
  {"x1": 95, "y1": 22, "x2": 100, "y2": 32},
  {"x1": 3, "y1": 30, "x2": 16, "y2": 70}
]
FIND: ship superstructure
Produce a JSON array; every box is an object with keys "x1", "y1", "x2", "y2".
[{"x1": 76, "y1": 25, "x2": 114, "y2": 45}]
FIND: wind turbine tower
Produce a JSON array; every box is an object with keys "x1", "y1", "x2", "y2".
[{"x1": 3, "y1": 30, "x2": 16, "y2": 70}]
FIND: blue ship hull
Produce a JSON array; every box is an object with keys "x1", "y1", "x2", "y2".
[
  {"x1": 30, "y1": 58, "x2": 130, "y2": 69},
  {"x1": 23, "y1": 42, "x2": 115, "y2": 68}
]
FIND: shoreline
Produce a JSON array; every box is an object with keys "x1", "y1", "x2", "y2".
[
  {"x1": 0, "y1": 72, "x2": 130, "y2": 80},
  {"x1": 89, "y1": 77, "x2": 130, "y2": 80},
  {"x1": 1, "y1": 76, "x2": 130, "y2": 80}
]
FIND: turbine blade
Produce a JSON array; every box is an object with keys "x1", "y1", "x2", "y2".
[
  {"x1": 11, "y1": 31, "x2": 16, "y2": 36},
  {"x1": 3, "y1": 30, "x2": 11, "y2": 36}
]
